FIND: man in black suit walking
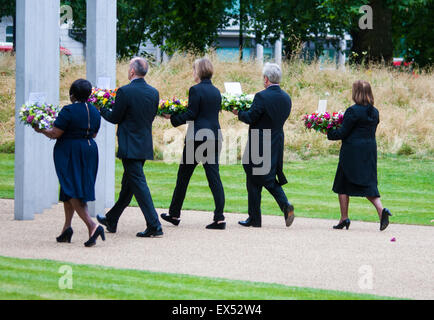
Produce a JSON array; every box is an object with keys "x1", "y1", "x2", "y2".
[
  {"x1": 97, "y1": 57, "x2": 163, "y2": 238},
  {"x1": 233, "y1": 63, "x2": 294, "y2": 228}
]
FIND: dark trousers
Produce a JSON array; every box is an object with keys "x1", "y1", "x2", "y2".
[
  {"x1": 246, "y1": 175, "x2": 289, "y2": 224},
  {"x1": 169, "y1": 141, "x2": 225, "y2": 221},
  {"x1": 106, "y1": 159, "x2": 161, "y2": 229}
]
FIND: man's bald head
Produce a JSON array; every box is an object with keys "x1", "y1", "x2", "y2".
[{"x1": 129, "y1": 57, "x2": 149, "y2": 78}]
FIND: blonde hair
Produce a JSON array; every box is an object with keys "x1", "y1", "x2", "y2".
[
  {"x1": 193, "y1": 58, "x2": 214, "y2": 80},
  {"x1": 352, "y1": 80, "x2": 374, "y2": 106}
]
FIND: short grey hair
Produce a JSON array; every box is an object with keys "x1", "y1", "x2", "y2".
[
  {"x1": 262, "y1": 63, "x2": 282, "y2": 84},
  {"x1": 130, "y1": 57, "x2": 149, "y2": 77}
]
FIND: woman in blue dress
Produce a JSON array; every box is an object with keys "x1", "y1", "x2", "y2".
[{"x1": 34, "y1": 79, "x2": 105, "y2": 247}]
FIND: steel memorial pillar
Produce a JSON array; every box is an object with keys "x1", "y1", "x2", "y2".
[
  {"x1": 86, "y1": 0, "x2": 117, "y2": 217},
  {"x1": 14, "y1": 0, "x2": 60, "y2": 220}
]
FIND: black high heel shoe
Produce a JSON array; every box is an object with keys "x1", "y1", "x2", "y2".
[
  {"x1": 333, "y1": 219, "x2": 351, "y2": 230},
  {"x1": 84, "y1": 225, "x2": 105, "y2": 247},
  {"x1": 56, "y1": 227, "x2": 73, "y2": 243},
  {"x1": 380, "y1": 208, "x2": 392, "y2": 231}
]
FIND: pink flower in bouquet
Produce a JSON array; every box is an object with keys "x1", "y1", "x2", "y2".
[
  {"x1": 103, "y1": 92, "x2": 111, "y2": 99},
  {"x1": 303, "y1": 111, "x2": 344, "y2": 133},
  {"x1": 27, "y1": 115, "x2": 34, "y2": 123}
]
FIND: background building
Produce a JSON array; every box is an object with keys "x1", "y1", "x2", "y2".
[{"x1": 0, "y1": 16, "x2": 13, "y2": 48}]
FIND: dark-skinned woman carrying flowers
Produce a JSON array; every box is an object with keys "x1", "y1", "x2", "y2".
[{"x1": 33, "y1": 79, "x2": 105, "y2": 247}]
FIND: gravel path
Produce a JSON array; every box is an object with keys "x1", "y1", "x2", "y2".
[{"x1": 0, "y1": 199, "x2": 432, "y2": 299}]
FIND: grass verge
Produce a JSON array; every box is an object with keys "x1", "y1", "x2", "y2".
[
  {"x1": 0, "y1": 153, "x2": 432, "y2": 226},
  {"x1": 0, "y1": 256, "x2": 397, "y2": 300}
]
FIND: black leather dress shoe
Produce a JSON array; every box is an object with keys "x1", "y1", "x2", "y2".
[
  {"x1": 97, "y1": 214, "x2": 117, "y2": 233},
  {"x1": 161, "y1": 213, "x2": 181, "y2": 226},
  {"x1": 284, "y1": 203, "x2": 295, "y2": 227},
  {"x1": 206, "y1": 221, "x2": 226, "y2": 230},
  {"x1": 380, "y1": 208, "x2": 392, "y2": 231},
  {"x1": 136, "y1": 226, "x2": 164, "y2": 238},
  {"x1": 238, "y1": 218, "x2": 261, "y2": 228}
]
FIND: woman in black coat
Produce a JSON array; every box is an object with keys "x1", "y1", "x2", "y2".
[
  {"x1": 327, "y1": 80, "x2": 392, "y2": 231},
  {"x1": 160, "y1": 58, "x2": 226, "y2": 230}
]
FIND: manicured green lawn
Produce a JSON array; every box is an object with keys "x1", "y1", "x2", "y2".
[
  {"x1": 0, "y1": 153, "x2": 433, "y2": 226},
  {"x1": 0, "y1": 256, "x2": 396, "y2": 300}
]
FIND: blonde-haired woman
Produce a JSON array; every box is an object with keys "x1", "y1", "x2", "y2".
[
  {"x1": 327, "y1": 80, "x2": 392, "y2": 231},
  {"x1": 161, "y1": 58, "x2": 226, "y2": 230}
]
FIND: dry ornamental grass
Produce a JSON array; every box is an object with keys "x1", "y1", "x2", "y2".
[{"x1": 0, "y1": 53, "x2": 433, "y2": 159}]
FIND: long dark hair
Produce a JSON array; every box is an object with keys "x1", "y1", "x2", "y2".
[{"x1": 352, "y1": 80, "x2": 374, "y2": 106}]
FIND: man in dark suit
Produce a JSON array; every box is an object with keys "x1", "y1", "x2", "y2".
[
  {"x1": 233, "y1": 63, "x2": 294, "y2": 228},
  {"x1": 97, "y1": 57, "x2": 163, "y2": 238}
]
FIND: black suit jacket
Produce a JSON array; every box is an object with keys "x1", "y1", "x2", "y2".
[
  {"x1": 238, "y1": 85, "x2": 292, "y2": 187},
  {"x1": 171, "y1": 79, "x2": 222, "y2": 141},
  {"x1": 328, "y1": 104, "x2": 380, "y2": 186},
  {"x1": 100, "y1": 78, "x2": 159, "y2": 160}
]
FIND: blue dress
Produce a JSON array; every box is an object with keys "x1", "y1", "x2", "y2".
[{"x1": 53, "y1": 102, "x2": 101, "y2": 203}]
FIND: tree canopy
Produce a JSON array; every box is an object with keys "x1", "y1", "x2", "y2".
[{"x1": 1, "y1": 0, "x2": 432, "y2": 67}]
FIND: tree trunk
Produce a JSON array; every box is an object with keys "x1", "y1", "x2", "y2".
[
  {"x1": 283, "y1": 39, "x2": 293, "y2": 60},
  {"x1": 239, "y1": 0, "x2": 244, "y2": 61},
  {"x1": 350, "y1": 0, "x2": 393, "y2": 64}
]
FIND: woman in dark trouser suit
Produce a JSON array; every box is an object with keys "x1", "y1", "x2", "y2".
[
  {"x1": 161, "y1": 58, "x2": 226, "y2": 230},
  {"x1": 327, "y1": 80, "x2": 392, "y2": 231}
]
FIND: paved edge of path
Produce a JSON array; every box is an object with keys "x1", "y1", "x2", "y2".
[{"x1": 0, "y1": 199, "x2": 433, "y2": 300}]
